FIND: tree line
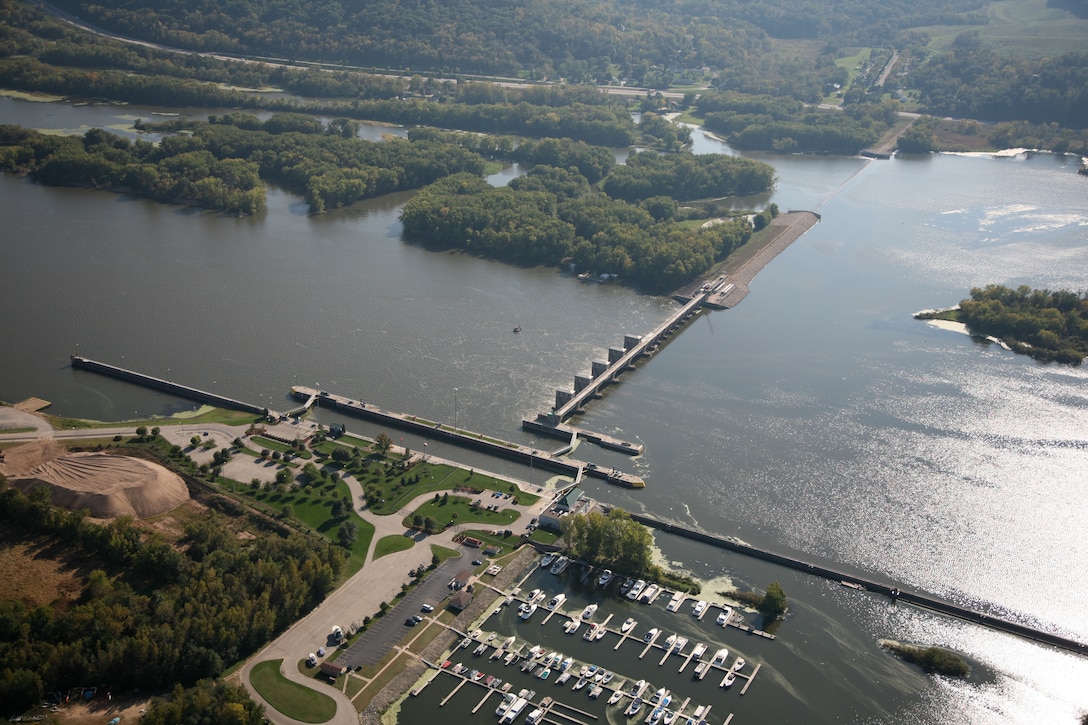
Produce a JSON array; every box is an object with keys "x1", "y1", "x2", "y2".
[
  {"x1": 0, "y1": 477, "x2": 343, "y2": 717},
  {"x1": 955, "y1": 285, "x2": 1088, "y2": 364}
]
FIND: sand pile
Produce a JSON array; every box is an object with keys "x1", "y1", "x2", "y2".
[{"x1": 12, "y1": 453, "x2": 189, "y2": 519}]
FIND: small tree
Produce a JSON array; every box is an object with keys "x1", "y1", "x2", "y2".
[
  {"x1": 759, "y1": 582, "x2": 788, "y2": 619},
  {"x1": 192, "y1": 436, "x2": 203, "y2": 447},
  {"x1": 136, "y1": 425, "x2": 148, "y2": 438},
  {"x1": 375, "y1": 432, "x2": 393, "y2": 454},
  {"x1": 338, "y1": 521, "x2": 358, "y2": 549}
]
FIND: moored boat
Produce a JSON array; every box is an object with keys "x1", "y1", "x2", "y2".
[
  {"x1": 550, "y1": 556, "x2": 570, "y2": 575},
  {"x1": 519, "y1": 603, "x2": 537, "y2": 621},
  {"x1": 716, "y1": 607, "x2": 732, "y2": 626},
  {"x1": 625, "y1": 696, "x2": 644, "y2": 717},
  {"x1": 694, "y1": 661, "x2": 709, "y2": 680},
  {"x1": 589, "y1": 684, "x2": 604, "y2": 699},
  {"x1": 692, "y1": 642, "x2": 707, "y2": 659},
  {"x1": 607, "y1": 688, "x2": 624, "y2": 705},
  {"x1": 711, "y1": 648, "x2": 729, "y2": 667},
  {"x1": 692, "y1": 600, "x2": 707, "y2": 617},
  {"x1": 721, "y1": 672, "x2": 736, "y2": 688},
  {"x1": 640, "y1": 583, "x2": 660, "y2": 603},
  {"x1": 573, "y1": 676, "x2": 588, "y2": 691},
  {"x1": 547, "y1": 593, "x2": 566, "y2": 610},
  {"x1": 564, "y1": 618, "x2": 581, "y2": 634},
  {"x1": 540, "y1": 554, "x2": 556, "y2": 569},
  {"x1": 581, "y1": 603, "x2": 599, "y2": 620},
  {"x1": 643, "y1": 627, "x2": 659, "y2": 642},
  {"x1": 666, "y1": 591, "x2": 685, "y2": 612},
  {"x1": 731, "y1": 657, "x2": 746, "y2": 672},
  {"x1": 583, "y1": 623, "x2": 598, "y2": 641},
  {"x1": 627, "y1": 580, "x2": 647, "y2": 600},
  {"x1": 598, "y1": 569, "x2": 614, "y2": 586},
  {"x1": 621, "y1": 617, "x2": 637, "y2": 633}
]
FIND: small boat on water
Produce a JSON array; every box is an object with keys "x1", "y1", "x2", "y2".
[
  {"x1": 666, "y1": 591, "x2": 685, "y2": 612},
  {"x1": 547, "y1": 593, "x2": 566, "y2": 610},
  {"x1": 598, "y1": 569, "x2": 614, "y2": 586},
  {"x1": 460, "y1": 637, "x2": 472, "y2": 649},
  {"x1": 583, "y1": 623, "x2": 598, "y2": 641},
  {"x1": 627, "y1": 580, "x2": 647, "y2": 600},
  {"x1": 513, "y1": 325, "x2": 522, "y2": 334},
  {"x1": 692, "y1": 642, "x2": 707, "y2": 659},
  {"x1": 540, "y1": 554, "x2": 555, "y2": 568},
  {"x1": 473, "y1": 642, "x2": 488, "y2": 656},
  {"x1": 589, "y1": 684, "x2": 603, "y2": 699},
  {"x1": 672, "y1": 637, "x2": 688, "y2": 653},
  {"x1": 595, "y1": 625, "x2": 606, "y2": 640},
  {"x1": 663, "y1": 634, "x2": 677, "y2": 650},
  {"x1": 732, "y1": 657, "x2": 746, "y2": 672},
  {"x1": 640, "y1": 583, "x2": 660, "y2": 603},
  {"x1": 721, "y1": 671, "x2": 736, "y2": 688},
  {"x1": 662, "y1": 710, "x2": 679, "y2": 724},
  {"x1": 649, "y1": 687, "x2": 669, "y2": 705},
  {"x1": 711, "y1": 648, "x2": 729, "y2": 667},
  {"x1": 525, "y1": 707, "x2": 544, "y2": 725},
  {"x1": 693, "y1": 661, "x2": 709, "y2": 680},
  {"x1": 560, "y1": 657, "x2": 573, "y2": 671},
  {"x1": 528, "y1": 588, "x2": 544, "y2": 603},
  {"x1": 621, "y1": 617, "x2": 637, "y2": 633},
  {"x1": 601, "y1": 670, "x2": 614, "y2": 684},
  {"x1": 564, "y1": 619, "x2": 581, "y2": 634},
  {"x1": 620, "y1": 578, "x2": 635, "y2": 595},
  {"x1": 646, "y1": 706, "x2": 665, "y2": 724},
  {"x1": 594, "y1": 669, "x2": 606, "y2": 683},
  {"x1": 692, "y1": 600, "x2": 708, "y2": 617},
  {"x1": 501, "y1": 636, "x2": 516, "y2": 649},
  {"x1": 643, "y1": 627, "x2": 659, "y2": 642},
  {"x1": 519, "y1": 604, "x2": 537, "y2": 621},
  {"x1": 572, "y1": 676, "x2": 588, "y2": 691},
  {"x1": 550, "y1": 556, "x2": 570, "y2": 575},
  {"x1": 716, "y1": 607, "x2": 732, "y2": 626},
  {"x1": 503, "y1": 651, "x2": 517, "y2": 665},
  {"x1": 625, "y1": 696, "x2": 645, "y2": 717},
  {"x1": 496, "y1": 692, "x2": 517, "y2": 717},
  {"x1": 630, "y1": 679, "x2": 647, "y2": 696},
  {"x1": 607, "y1": 688, "x2": 624, "y2": 705},
  {"x1": 581, "y1": 603, "x2": 599, "y2": 620},
  {"x1": 537, "y1": 667, "x2": 551, "y2": 680},
  {"x1": 484, "y1": 675, "x2": 495, "y2": 687},
  {"x1": 555, "y1": 671, "x2": 571, "y2": 685}
]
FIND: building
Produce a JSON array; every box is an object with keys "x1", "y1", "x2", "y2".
[
  {"x1": 320, "y1": 661, "x2": 347, "y2": 678},
  {"x1": 449, "y1": 590, "x2": 474, "y2": 611},
  {"x1": 538, "y1": 487, "x2": 598, "y2": 532},
  {"x1": 449, "y1": 568, "x2": 473, "y2": 590}
]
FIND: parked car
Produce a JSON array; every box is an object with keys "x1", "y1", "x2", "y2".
[
  {"x1": 412, "y1": 614, "x2": 424, "y2": 623},
  {"x1": 405, "y1": 618, "x2": 417, "y2": 626},
  {"x1": 421, "y1": 603, "x2": 435, "y2": 612}
]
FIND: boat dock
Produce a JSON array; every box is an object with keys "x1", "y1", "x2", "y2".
[{"x1": 290, "y1": 386, "x2": 645, "y2": 488}]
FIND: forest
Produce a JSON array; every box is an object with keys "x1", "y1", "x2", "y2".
[
  {"x1": 399, "y1": 162, "x2": 761, "y2": 293},
  {"x1": 919, "y1": 285, "x2": 1088, "y2": 364},
  {"x1": 0, "y1": 475, "x2": 343, "y2": 717}
]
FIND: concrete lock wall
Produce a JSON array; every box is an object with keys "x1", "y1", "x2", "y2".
[{"x1": 592, "y1": 361, "x2": 608, "y2": 377}]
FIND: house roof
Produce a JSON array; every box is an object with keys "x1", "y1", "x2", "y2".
[
  {"x1": 450, "y1": 591, "x2": 473, "y2": 609},
  {"x1": 453, "y1": 568, "x2": 472, "y2": 584}
]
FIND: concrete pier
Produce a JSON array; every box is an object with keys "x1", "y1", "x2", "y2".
[{"x1": 292, "y1": 386, "x2": 645, "y2": 488}]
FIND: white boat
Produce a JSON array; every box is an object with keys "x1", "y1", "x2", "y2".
[
  {"x1": 573, "y1": 676, "x2": 588, "y2": 691},
  {"x1": 528, "y1": 588, "x2": 543, "y2": 604},
  {"x1": 711, "y1": 648, "x2": 729, "y2": 666},
  {"x1": 473, "y1": 642, "x2": 488, "y2": 656},
  {"x1": 627, "y1": 580, "x2": 647, "y2": 600},
  {"x1": 721, "y1": 672, "x2": 736, "y2": 688},
  {"x1": 550, "y1": 555, "x2": 570, "y2": 574},
  {"x1": 692, "y1": 600, "x2": 707, "y2": 617},
  {"x1": 692, "y1": 642, "x2": 707, "y2": 659},
  {"x1": 640, "y1": 583, "x2": 660, "y2": 603},
  {"x1": 519, "y1": 603, "x2": 537, "y2": 621},
  {"x1": 564, "y1": 619, "x2": 581, "y2": 634},
  {"x1": 501, "y1": 636, "x2": 516, "y2": 650},
  {"x1": 625, "y1": 697, "x2": 644, "y2": 717},
  {"x1": 663, "y1": 634, "x2": 677, "y2": 650},
  {"x1": 581, "y1": 603, "x2": 599, "y2": 620},
  {"x1": 620, "y1": 578, "x2": 635, "y2": 594},
  {"x1": 496, "y1": 692, "x2": 517, "y2": 716},
  {"x1": 601, "y1": 670, "x2": 614, "y2": 684},
  {"x1": 589, "y1": 684, "x2": 603, "y2": 699},
  {"x1": 555, "y1": 671, "x2": 571, "y2": 685},
  {"x1": 540, "y1": 553, "x2": 556, "y2": 568},
  {"x1": 607, "y1": 688, "x2": 624, "y2": 705},
  {"x1": 621, "y1": 617, "x2": 637, "y2": 633},
  {"x1": 645, "y1": 706, "x2": 665, "y2": 724},
  {"x1": 630, "y1": 679, "x2": 647, "y2": 696},
  {"x1": 672, "y1": 636, "x2": 688, "y2": 653},
  {"x1": 583, "y1": 623, "x2": 598, "y2": 641},
  {"x1": 460, "y1": 637, "x2": 472, "y2": 648},
  {"x1": 693, "y1": 661, "x2": 709, "y2": 680},
  {"x1": 666, "y1": 591, "x2": 685, "y2": 612},
  {"x1": 662, "y1": 710, "x2": 679, "y2": 724},
  {"x1": 537, "y1": 667, "x2": 551, "y2": 680},
  {"x1": 525, "y1": 707, "x2": 544, "y2": 725},
  {"x1": 503, "y1": 651, "x2": 517, "y2": 665},
  {"x1": 595, "y1": 625, "x2": 606, "y2": 640},
  {"x1": 546, "y1": 593, "x2": 566, "y2": 610},
  {"x1": 560, "y1": 657, "x2": 573, "y2": 671},
  {"x1": 643, "y1": 627, "x2": 659, "y2": 642},
  {"x1": 732, "y1": 657, "x2": 746, "y2": 671},
  {"x1": 598, "y1": 569, "x2": 614, "y2": 586},
  {"x1": 716, "y1": 607, "x2": 732, "y2": 626},
  {"x1": 650, "y1": 687, "x2": 669, "y2": 705},
  {"x1": 501, "y1": 697, "x2": 527, "y2": 723}
]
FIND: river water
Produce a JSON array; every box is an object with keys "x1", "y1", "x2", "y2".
[{"x1": 2, "y1": 95, "x2": 1087, "y2": 723}]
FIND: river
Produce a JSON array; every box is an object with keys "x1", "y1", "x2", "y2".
[{"x1": 2, "y1": 94, "x2": 1087, "y2": 723}]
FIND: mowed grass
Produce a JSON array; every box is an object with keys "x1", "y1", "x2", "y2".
[
  {"x1": 250, "y1": 659, "x2": 338, "y2": 723},
  {"x1": 374, "y1": 535, "x2": 415, "y2": 559},
  {"x1": 404, "y1": 495, "x2": 521, "y2": 530}
]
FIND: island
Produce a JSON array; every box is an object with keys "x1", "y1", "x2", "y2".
[{"x1": 916, "y1": 285, "x2": 1088, "y2": 365}]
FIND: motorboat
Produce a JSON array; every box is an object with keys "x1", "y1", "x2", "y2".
[
  {"x1": 555, "y1": 671, "x2": 571, "y2": 685},
  {"x1": 662, "y1": 710, "x2": 679, "y2": 724},
  {"x1": 589, "y1": 684, "x2": 603, "y2": 699},
  {"x1": 625, "y1": 697, "x2": 644, "y2": 717},
  {"x1": 692, "y1": 642, "x2": 707, "y2": 660},
  {"x1": 711, "y1": 648, "x2": 729, "y2": 667},
  {"x1": 640, "y1": 583, "x2": 660, "y2": 603},
  {"x1": 503, "y1": 651, "x2": 517, "y2": 665},
  {"x1": 650, "y1": 687, "x2": 669, "y2": 705},
  {"x1": 672, "y1": 637, "x2": 688, "y2": 653},
  {"x1": 473, "y1": 642, "x2": 488, "y2": 656},
  {"x1": 598, "y1": 569, "x2": 614, "y2": 586},
  {"x1": 693, "y1": 661, "x2": 709, "y2": 680},
  {"x1": 572, "y1": 676, "x2": 588, "y2": 691},
  {"x1": 525, "y1": 708, "x2": 544, "y2": 725},
  {"x1": 519, "y1": 604, "x2": 537, "y2": 621},
  {"x1": 620, "y1": 578, "x2": 635, "y2": 595},
  {"x1": 594, "y1": 669, "x2": 606, "y2": 683},
  {"x1": 721, "y1": 672, "x2": 736, "y2": 688},
  {"x1": 607, "y1": 688, "x2": 624, "y2": 705},
  {"x1": 732, "y1": 657, "x2": 746, "y2": 672},
  {"x1": 564, "y1": 619, "x2": 581, "y2": 634},
  {"x1": 501, "y1": 636, "x2": 516, "y2": 649},
  {"x1": 460, "y1": 637, "x2": 472, "y2": 649},
  {"x1": 716, "y1": 607, "x2": 732, "y2": 626},
  {"x1": 692, "y1": 600, "x2": 707, "y2": 617},
  {"x1": 666, "y1": 591, "x2": 685, "y2": 612},
  {"x1": 528, "y1": 588, "x2": 543, "y2": 603},
  {"x1": 540, "y1": 554, "x2": 556, "y2": 568},
  {"x1": 601, "y1": 670, "x2": 614, "y2": 684},
  {"x1": 643, "y1": 628, "x2": 659, "y2": 643},
  {"x1": 581, "y1": 603, "x2": 599, "y2": 620},
  {"x1": 547, "y1": 593, "x2": 566, "y2": 610},
  {"x1": 627, "y1": 580, "x2": 647, "y2": 600},
  {"x1": 630, "y1": 679, "x2": 647, "y2": 696},
  {"x1": 582, "y1": 623, "x2": 598, "y2": 640},
  {"x1": 560, "y1": 657, "x2": 573, "y2": 671},
  {"x1": 537, "y1": 667, "x2": 551, "y2": 680},
  {"x1": 550, "y1": 555, "x2": 570, "y2": 575},
  {"x1": 495, "y1": 692, "x2": 517, "y2": 717},
  {"x1": 501, "y1": 697, "x2": 527, "y2": 724},
  {"x1": 663, "y1": 634, "x2": 677, "y2": 650},
  {"x1": 646, "y1": 706, "x2": 665, "y2": 724},
  {"x1": 621, "y1": 617, "x2": 637, "y2": 633},
  {"x1": 595, "y1": 625, "x2": 606, "y2": 640}
]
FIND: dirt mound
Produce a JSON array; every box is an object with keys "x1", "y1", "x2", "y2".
[{"x1": 12, "y1": 453, "x2": 189, "y2": 519}]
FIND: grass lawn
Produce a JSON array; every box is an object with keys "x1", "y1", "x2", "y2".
[
  {"x1": 374, "y1": 534, "x2": 415, "y2": 559},
  {"x1": 46, "y1": 406, "x2": 260, "y2": 430},
  {"x1": 250, "y1": 659, "x2": 337, "y2": 723},
  {"x1": 527, "y1": 528, "x2": 561, "y2": 545},
  {"x1": 460, "y1": 528, "x2": 523, "y2": 554},
  {"x1": 252, "y1": 436, "x2": 312, "y2": 459},
  {"x1": 431, "y1": 544, "x2": 461, "y2": 563},
  {"x1": 404, "y1": 495, "x2": 521, "y2": 531},
  {"x1": 359, "y1": 462, "x2": 536, "y2": 515}
]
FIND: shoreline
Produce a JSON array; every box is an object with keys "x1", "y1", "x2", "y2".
[{"x1": 714, "y1": 211, "x2": 820, "y2": 307}]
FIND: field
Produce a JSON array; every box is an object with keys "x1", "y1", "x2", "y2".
[{"x1": 914, "y1": 0, "x2": 1088, "y2": 57}]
